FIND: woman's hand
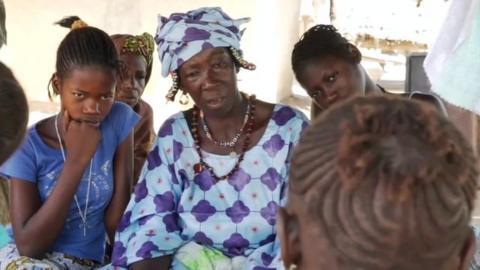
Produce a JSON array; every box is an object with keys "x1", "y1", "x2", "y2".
[{"x1": 61, "y1": 110, "x2": 101, "y2": 164}]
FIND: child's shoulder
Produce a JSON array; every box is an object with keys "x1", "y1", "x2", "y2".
[
  {"x1": 101, "y1": 102, "x2": 139, "y2": 141},
  {"x1": 137, "y1": 99, "x2": 153, "y2": 113},
  {"x1": 27, "y1": 117, "x2": 53, "y2": 147},
  {"x1": 103, "y1": 102, "x2": 138, "y2": 125}
]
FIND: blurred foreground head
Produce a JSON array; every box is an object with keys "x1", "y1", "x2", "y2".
[
  {"x1": 279, "y1": 95, "x2": 477, "y2": 270},
  {"x1": 0, "y1": 61, "x2": 28, "y2": 165}
]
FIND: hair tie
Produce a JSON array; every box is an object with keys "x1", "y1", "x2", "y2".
[{"x1": 71, "y1": 19, "x2": 88, "y2": 30}]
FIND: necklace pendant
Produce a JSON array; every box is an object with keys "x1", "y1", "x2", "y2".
[
  {"x1": 193, "y1": 163, "x2": 204, "y2": 173},
  {"x1": 229, "y1": 151, "x2": 237, "y2": 158},
  {"x1": 83, "y1": 225, "x2": 86, "y2": 237}
]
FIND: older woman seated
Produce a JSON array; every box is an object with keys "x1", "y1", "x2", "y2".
[{"x1": 111, "y1": 7, "x2": 309, "y2": 270}]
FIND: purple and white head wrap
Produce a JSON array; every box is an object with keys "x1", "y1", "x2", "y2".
[{"x1": 155, "y1": 7, "x2": 250, "y2": 77}]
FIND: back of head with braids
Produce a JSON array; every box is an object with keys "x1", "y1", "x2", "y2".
[
  {"x1": 48, "y1": 16, "x2": 119, "y2": 99},
  {"x1": 0, "y1": 61, "x2": 28, "y2": 165},
  {"x1": 291, "y1": 24, "x2": 361, "y2": 83},
  {"x1": 287, "y1": 95, "x2": 477, "y2": 270}
]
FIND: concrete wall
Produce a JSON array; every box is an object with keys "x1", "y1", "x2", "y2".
[{"x1": 1, "y1": 0, "x2": 302, "y2": 128}]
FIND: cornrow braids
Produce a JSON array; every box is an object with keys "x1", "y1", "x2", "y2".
[
  {"x1": 290, "y1": 95, "x2": 477, "y2": 270},
  {"x1": 48, "y1": 16, "x2": 119, "y2": 99},
  {"x1": 291, "y1": 24, "x2": 361, "y2": 82}
]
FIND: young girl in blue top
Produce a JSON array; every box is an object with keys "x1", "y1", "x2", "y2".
[{"x1": 0, "y1": 16, "x2": 139, "y2": 269}]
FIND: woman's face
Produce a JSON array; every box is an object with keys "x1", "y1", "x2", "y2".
[
  {"x1": 298, "y1": 56, "x2": 365, "y2": 113},
  {"x1": 115, "y1": 52, "x2": 147, "y2": 108},
  {"x1": 55, "y1": 67, "x2": 116, "y2": 127},
  {"x1": 178, "y1": 47, "x2": 239, "y2": 116}
]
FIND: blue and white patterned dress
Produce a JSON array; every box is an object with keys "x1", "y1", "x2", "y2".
[{"x1": 111, "y1": 104, "x2": 308, "y2": 269}]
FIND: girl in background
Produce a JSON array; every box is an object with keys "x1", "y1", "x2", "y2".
[{"x1": 111, "y1": 33, "x2": 155, "y2": 183}]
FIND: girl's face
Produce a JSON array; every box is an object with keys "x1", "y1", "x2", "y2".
[
  {"x1": 55, "y1": 67, "x2": 116, "y2": 127},
  {"x1": 115, "y1": 52, "x2": 147, "y2": 108},
  {"x1": 298, "y1": 56, "x2": 365, "y2": 113}
]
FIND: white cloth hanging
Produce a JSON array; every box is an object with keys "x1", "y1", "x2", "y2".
[{"x1": 424, "y1": 0, "x2": 480, "y2": 113}]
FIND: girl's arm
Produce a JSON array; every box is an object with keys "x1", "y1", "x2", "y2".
[
  {"x1": 10, "y1": 113, "x2": 101, "y2": 258},
  {"x1": 105, "y1": 133, "x2": 133, "y2": 242},
  {"x1": 10, "y1": 159, "x2": 89, "y2": 258}
]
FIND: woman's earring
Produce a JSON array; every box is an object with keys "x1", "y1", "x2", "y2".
[{"x1": 179, "y1": 91, "x2": 190, "y2": 105}]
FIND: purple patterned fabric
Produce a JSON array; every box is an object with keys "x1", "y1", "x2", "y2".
[
  {"x1": 163, "y1": 213, "x2": 182, "y2": 233},
  {"x1": 112, "y1": 241, "x2": 127, "y2": 266},
  {"x1": 193, "y1": 232, "x2": 214, "y2": 246},
  {"x1": 192, "y1": 200, "x2": 216, "y2": 222},
  {"x1": 136, "y1": 241, "x2": 159, "y2": 259},
  {"x1": 112, "y1": 104, "x2": 309, "y2": 269},
  {"x1": 146, "y1": 146, "x2": 162, "y2": 170},
  {"x1": 154, "y1": 191, "x2": 175, "y2": 213},
  {"x1": 227, "y1": 168, "x2": 251, "y2": 191},
  {"x1": 226, "y1": 200, "x2": 251, "y2": 223},
  {"x1": 155, "y1": 7, "x2": 250, "y2": 76},
  {"x1": 262, "y1": 135, "x2": 285, "y2": 158},
  {"x1": 260, "y1": 202, "x2": 279, "y2": 226},
  {"x1": 193, "y1": 170, "x2": 214, "y2": 191},
  {"x1": 260, "y1": 168, "x2": 280, "y2": 191},
  {"x1": 272, "y1": 106, "x2": 296, "y2": 126},
  {"x1": 223, "y1": 233, "x2": 250, "y2": 256},
  {"x1": 117, "y1": 211, "x2": 132, "y2": 232},
  {"x1": 134, "y1": 180, "x2": 148, "y2": 202}
]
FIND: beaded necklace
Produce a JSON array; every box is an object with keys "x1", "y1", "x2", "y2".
[
  {"x1": 200, "y1": 100, "x2": 250, "y2": 151},
  {"x1": 191, "y1": 95, "x2": 256, "y2": 181},
  {"x1": 54, "y1": 114, "x2": 92, "y2": 236}
]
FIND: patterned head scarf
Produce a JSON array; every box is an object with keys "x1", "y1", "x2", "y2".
[
  {"x1": 155, "y1": 7, "x2": 251, "y2": 77},
  {"x1": 111, "y1": 33, "x2": 155, "y2": 84}
]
